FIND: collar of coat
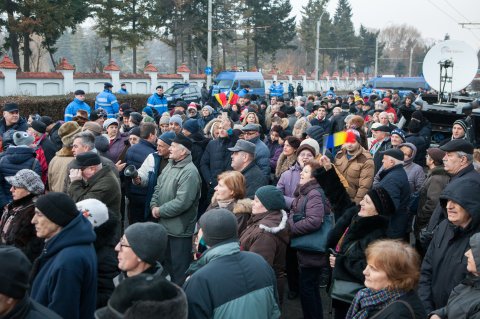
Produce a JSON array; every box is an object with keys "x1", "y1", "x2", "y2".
[
  {"x1": 169, "y1": 154, "x2": 193, "y2": 168},
  {"x1": 258, "y1": 210, "x2": 288, "y2": 234}
]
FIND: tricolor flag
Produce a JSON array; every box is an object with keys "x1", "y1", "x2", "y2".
[{"x1": 322, "y1": 130, "x2": 358, "y2": 154}]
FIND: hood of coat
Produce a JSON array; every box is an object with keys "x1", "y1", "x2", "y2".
[
  {"x1": 232, "y1": 198, "x2": 253, "y2": 215},
  {"x1": 5, "y1": 146, "x2": 36, "y2": 164},
  {"x1": 399, "y1": 142, "x2": 417, "y2": 166},
  {"x1": 440, "y1": 178, "x2": 480, "y2": 230}
]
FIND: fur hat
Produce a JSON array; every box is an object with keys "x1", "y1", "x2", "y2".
[
  {"x1": 59, "y1": 121, "x2": 81, "y2": 146},
  {"x1": 82, "y1": 121, "x2": 103, "y2": 136}
]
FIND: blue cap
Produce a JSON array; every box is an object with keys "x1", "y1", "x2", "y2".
[
  {"x1": 158, "y1": 131, "x2": 176, "y2": 146},
  {"x1": 183, "y1": 119, "x2": 200, "y2": 135}
]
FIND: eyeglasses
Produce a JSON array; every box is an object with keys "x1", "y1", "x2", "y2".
[
  {"x1": 118, "y1": 241, "x2": 131, "y2": 249},
  {"x1": 243, "y1": 131, "x2": 257, "y2": 136}
]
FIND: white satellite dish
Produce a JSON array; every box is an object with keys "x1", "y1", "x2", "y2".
[{"x1": 422, "y1": 40, "x2": 478, "y2": 92}]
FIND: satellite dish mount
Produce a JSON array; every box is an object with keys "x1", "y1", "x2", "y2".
[{"x1": 438, "y1": 59, "x2": 454, "y2": 103}]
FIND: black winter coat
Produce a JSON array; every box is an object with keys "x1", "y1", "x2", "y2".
[
  {"x1": 418, "y1": 178, "x2": 480, "y2": 313},
  {"x1": 368, "y1": 290, "x2": 426, "y2": 319},
  {"x1": 200, "y1": 136, "x2": 237, "y2": 186},
  {"x1": 48, "y1": 121, "x2": 63, "y2": 151},
  {"x1": 4, "y1": 295, "x2": 62, "y2": 319},
  {"x1": 94, "y1": 212, "x2": 120, "y2": 308},
  {"x1": 189, "y1": 131, "x2": 210, "y2": 170},
  {"x1": 125, "y1": 139, "x2": 156, "y2": 196},
  {"x1": 242, "y1": 161, "x2": 268, "y2": 199},
  {"x1": 0, "y1": 116, "x2": 28, "y2": 150},
  {"x1": 406, "y1": 133, "x2": 427, "y2": 167},
  {"x1": 38, "y1": 136, "x2": 57, "y2": 164}
]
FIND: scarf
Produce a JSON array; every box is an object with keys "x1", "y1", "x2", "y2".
[{"x1": 346, "y1": 287, "x2": 405, "y2": 319}]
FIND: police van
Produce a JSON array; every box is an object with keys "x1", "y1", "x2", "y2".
[{"x1": 212, "y1": 71, "x2": 265, "y2": 97}]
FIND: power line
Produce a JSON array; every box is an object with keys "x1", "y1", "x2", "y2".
[
  {"x1": 426, "y1": 0, "x2": 460, "y2": 25},
  {"x1": 442, "y1": 0, "x2": 470, "y2": 23}
]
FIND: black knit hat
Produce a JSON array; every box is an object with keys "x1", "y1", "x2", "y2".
[
  {"x1": 31, "y1": 120, "x2": 47, "y2": 134},
  {"x1": 124, "y1": 222, "x2": 168, "y2": 265},
  {"x1": 453, "y1": 119, "x2": 468, "y2": 133},
  {"x1": 172, "y1": 133, "x2": 193, "y2": 151},
  {"x1": 382, "y1": 148, "x2": 404, "y2": 161},
  {"x1": 0, "y1": 246, "x2": 31, "y2": 299},
  {"x1": 199, "y1": 209, "x2": 238, "y2": 247},
  {"x1": 255, "y1": 185, "x2": 286, "y2": 211},
  {"x1": 35, "y1": 192, "x2": 79, "y2": 227},
  {"x1": 367, "y1": 187, "x2": 395, "y2": 216}
]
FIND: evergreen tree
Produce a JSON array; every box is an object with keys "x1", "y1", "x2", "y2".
[
  {"x1": 332, "y1": 0, "x2": 356, "y2": 72},
  {"x1": 91, "y1": 0, "x2": 122, "y2": 62},
  {"x1": 355, "y1": 25, "x2": 380, "y2": 73}
]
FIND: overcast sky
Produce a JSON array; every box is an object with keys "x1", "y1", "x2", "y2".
[{"x1": 291, "y1": 0, "x2": 480, "y2": 50}]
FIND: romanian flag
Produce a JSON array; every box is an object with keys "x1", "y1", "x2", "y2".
[
  {"x1": 323, "y1": 130, "x2": 358, "y2": 152},
  {"x1": 214, "y1": 91, "x2": 239, "y2": 107}
]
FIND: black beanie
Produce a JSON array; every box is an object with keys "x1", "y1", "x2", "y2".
[
  {"x1": 255, "y1": 185, "x2": 286, "y2": 211},
  {"x1": 199, "y1": 209, "x2": 238, "y2": 247},
  {"x1": 124, "y1": 222, "x2": 168, "y2": 265},
  {"x1": 0, "y1": 246, "x2": 31, "y2": 299},
  {"x1": 367, "y1": 187, "x2": 395, "y2": 216},
  {"x1": 35, "y1": 192, "x2": 79, "y2": 227}
]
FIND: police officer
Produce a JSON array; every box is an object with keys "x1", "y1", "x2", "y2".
[{"x1": 95, "y1": 82, "x2": 119, "y2": 119}]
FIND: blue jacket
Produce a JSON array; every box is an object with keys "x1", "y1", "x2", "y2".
[
  {"x1": 325, "y1": 89, "x2": 336, "y2": 98},
  {"x1": 95, "y1": 89, "x2": 119, "y2": 118},
  {"x1": 269, "y1": 84, "x2": 284, "y2": 97},
  {"x1": 361, "y1": 86, "x2": 373, "y2": 97},
  {"x1": 377, "y1": 164, "x2": 411, "y2": 239},
  {"x1": 200, "y1": 137, "x2": 236, "y2": 186},
  {"x1": 0, "y1": 146, "x2": 41, "y2": 208},
  {"x1": 30, "y1": 214, "x2": 97, "y2": 319},
  {"x1": 183, "y1": 242, "x2": 280, "y2": 319},
  {"x1": 117, "y1": 88, "x2": 128, "y2": 94},
  {"x1": 147, "y1": 93, "x2": 168, "y2": 115},
  {"x1": 125, "y1": 139, "x2": 156, "y2": 196},
  {"x1": 64, "y1": 98, "x2": 91, "y2": 122}
]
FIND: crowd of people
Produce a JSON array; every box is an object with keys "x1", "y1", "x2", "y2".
[{"x1": 1, "y1": 81, "x2": 480, "y2": 319}]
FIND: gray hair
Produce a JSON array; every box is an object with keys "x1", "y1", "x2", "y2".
[
  {"x1": 177, "y1": 143, "x2": 191, "y2": 156},
  {"x1": 73, "y1": 131, "x2": 95, "y2": 150},
  {"x1": 456, "y1": 151, "x2": 473, "y2": 163},
  {"x1": 392, "y1": 158, "x2": 404, "y2": 166}
]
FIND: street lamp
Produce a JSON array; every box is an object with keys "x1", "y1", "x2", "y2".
[
  {"x1": 207, "y1": 0, "x2": 213, "y2": 87},
  {"x1": 315, "y1": 11, "x2": 326, "y2": 90}
]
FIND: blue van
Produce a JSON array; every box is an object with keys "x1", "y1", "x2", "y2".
[
  {"x1": 212, "y1": 71, "x2": 265, "y2": 97},
  {"x1": 366, "y1": 76, "x2": 430, "y2": 98}
]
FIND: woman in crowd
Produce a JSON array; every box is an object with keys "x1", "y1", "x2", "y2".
[
  {"x1": 266, "y1": 126, "x2": 285, "y2": 174},
  {"x1": 430, "y1": 233, "x2": 480, "y2": 319},
  {"x1": 0, "y1": 169, "x2": 44, "y2": 262},
  {"x1": 288, "y1": 159, "x2": 330, "y2": 319},
  {"x1": 346, "y1": 240, "x2": 426, "y2": 318},
  {"x1": 314, "y1": 156, "x2": 393, "y2": 319},
  {"x1": 206, "y1": 171, "x2": 252, "y2": 235},
  {"x1": 239, "y1": 185, "x2": 289, "y2": 306},
  {"x1": 275, "y1": 136, "x2": 301, "y2": 181}
]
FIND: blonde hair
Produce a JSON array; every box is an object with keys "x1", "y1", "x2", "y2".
[
  {"x1": 216, "y1": 171, "x2": 246, "y2": 200},
  {"x1": 366, "y1": 239, "x2": 420, "y2": 291}
]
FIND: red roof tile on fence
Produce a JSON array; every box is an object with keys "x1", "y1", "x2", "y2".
[
  {"x1": 0, "y1": 56, "x2": 18, "y2": 69},
  {"x1": 177, "y1": 63, "x2": 190, "y2": 73},
  {"x1": 74, "y1": 73, "x2": 111, "y2": 79},
  {"x1": 190, "y1": 74, "x2": 206, "y2": 79},
  {"x1": 104, "y1": 60, "x2": 121, "y2": 71},
  {"x1": 17, "y1": 72, "x2": 63, "y2": 79},
  {"x1": 158, "y1": 74, "x2": 183, "y2": 79},
  {"x1": 56, "y1": 58, "x2": 75, "y2": 70},
  {"x1": 143, "y1": 64, "x2": 158, "y2": 72},
  {"x1": 120, "y1": 73, "x2": 150, "y2": 79}
]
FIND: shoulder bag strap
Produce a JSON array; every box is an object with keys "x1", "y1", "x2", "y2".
[
  {"x1": 299, "y1": 186, "x2": 328, "y2": 218},
  {"x1": 370, "y1": 299, "x2": 416, "y2": 319}
]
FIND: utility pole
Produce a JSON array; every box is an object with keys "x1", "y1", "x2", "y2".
[
  {"x1": 207, "y1": 0, "x2": 213, "y2": 88},
  {"x1": 315, "y1": 11, "x2": 325, "y2": 90},
  {"x1": 374, "y1": 37, "x2": 378, "y2": 77},
  {"x1": 408, "y1": 45, "x2": 415, "y2": 77}
]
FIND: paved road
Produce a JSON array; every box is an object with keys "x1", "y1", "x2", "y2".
[{"x1": 282, "y1": 287, "x2": 334, "y2": 319}]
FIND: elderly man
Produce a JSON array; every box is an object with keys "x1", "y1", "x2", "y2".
[
  {"x1": 64, "y1": 89, "x2": 91, "y2": 122},
  {"x1": 150, "y1": 133, "x2": 201, "y2": 285},
  {"x1": 375, "y1": 148, "x2": 411, "y2": 239},
  {"x1": 0, "y1": 246, "x2": 61, "y2": 318},
  {"x1": 30, "y1": 192, "x2": 97, "y2": 319},
  {"x1": 0, "y1": 103, "x2": 28, "y2": 150},
  {"x1": 67, "y1": 152, "x2": 121, "y2": 218},
  {"x1": 424, "y1": 139, "x2": 480, "y2": 236},
  {"x1": 371, "y1": 125, "x2": 393, "y2": 173},
  {"x1": 334, "y1": 129, "x2": 374, "y2": 204},
  {"x1": 241, "y1": 123, "x2": 270, "y2": 178},
  {"x1": 62, "y1": 131, "x2": 119, "y2": 192},
  {"x1": 418, "y1": 178, "x2": 480, "y2": 313},
  {"x1": 229, "y1": 139, "x2": 268, "y2": 199}
]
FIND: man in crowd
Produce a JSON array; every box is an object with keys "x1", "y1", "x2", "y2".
[
  {"x1": 183, "y1": 209, "x2": 280, "y2": 318},
  {"x1": 150, "y1": 133, "x2": 201, "y2": 285},
  {"x1": 147, "y1": 85, "x2": 168, "y2": 115},
  {"x1": 229, "y1": 139, "x2": 268, "y2": 198},
  {"x1": 241, "y1": 123, "x2": 270, "y2": 178},
  {"x1": 95, "y1": 82, "x2": 119, "y2": 118},
  {"x1": 30, "y1": 192, "x2": 97, "y2": 319},
  {"x1": 310, "y1": 105, "x2": 332, "y2": 134},
  {"x1": 0, "y1": 102, "x2": 28, "y2": 150},
  {"x1": 64, "y1": 90, "x2": 91, "y2": 122}
]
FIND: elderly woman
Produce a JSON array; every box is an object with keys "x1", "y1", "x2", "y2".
[
  {"x1": 239, "y1": 185, "x2": 289, "y2": 306},
  {"x1": 288, "y1": 159, "x2": 330, "y2": 319},
  {"x1": 430, "y1": 233, "x2": 480, "y2": 319},
  {"x1": 206, "y1": 171, "x2": 252, "y2": 235},
  {"x1": 114, "y1": 222, "x2": 169, "y2": 286},
  {"x1": 0, "y1": 169, "x2": 44, "y2": 262},
  {"x1": 346, "y1": 240, "x2": 426, "y2": 319},
  {"x1": 315, "y1": 156, "x2": 393, "y2": 319}
]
